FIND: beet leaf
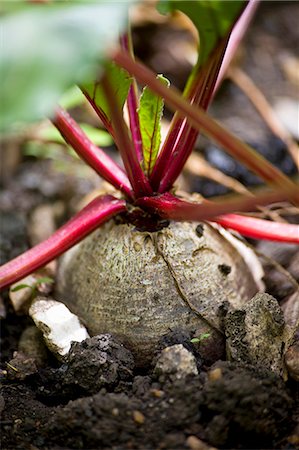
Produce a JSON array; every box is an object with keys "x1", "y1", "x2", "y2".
[
  {"x1": 138, "y1": 75, "x2": 169, "y2": 176},
  {"x1": 101, "y1": 75, "x2": 153, "y2": 198},
  {"x1": 82, "y1": 62, "x2": 132, "y2": 128}
]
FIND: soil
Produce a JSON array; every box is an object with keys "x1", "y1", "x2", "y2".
[
  {"x1": 1, "y1": 333, "x2": 298, "y2": 450},
  {"x1": 1, "y1": 2, "x2": 299, "y2": 449}
]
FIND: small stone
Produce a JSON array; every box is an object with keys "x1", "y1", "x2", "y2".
[
  {"x1": 186, "y1": 435, "x2": 217, "y2": 450},
  {"x1": 285, "y1": 342, "x2": 299, "y2": 381},
  {"x1": 153, "y1": 344, "x2": 198, "y2": 380},
  {"x1": 9, "y1": 275, "x2": 37, "y2": 314},
  {"x1": 208, "y1": 368, "x2": 222, "y2": 382},
  {"x1": 29, "y1": 297, "x2": 89, "y2": 360},
  {"x1": 225, "y1": 293, "x2": 287, "y2": 375},
  {"x1": 150, "y1": 388, "x2": 164, "y2": 398},
  {"x1": 288, "y1": 434, "x2": 299, "y2": 446},
  {"x1": 10, "y1": 274, "x2": 54, "y2": 316},
  {"x1": 132, "y1": 410, "x2": 145, "y2": 425}
]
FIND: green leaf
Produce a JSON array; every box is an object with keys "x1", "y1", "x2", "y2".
[
  {"x1": 10, "y1": 276, "x2": 54, "y2": 293},
  {"x1": 0, "y1": 2, "x2": 132, "y2": 133},
  {"x1": 34, "y1": 277, "x2": 54, "y2": 286},
  {"x1": 138, "y1": 75, "x2": 170, "y2": 176},
  {"x1": 190, "y1": 333, "x2": 211, "y2": 343},
  {"x1": 10, "y1": 284, "x2": 32, "y2": 292},
  {"x1": 157, "y1": 0, "x2": 244, "y2": 66},
  {"x1": 0, "y1": 2, "x2": 27, "y2": 15},
  {"x1": 83, "y1": 61, "x2": 132, "y2": 122}
]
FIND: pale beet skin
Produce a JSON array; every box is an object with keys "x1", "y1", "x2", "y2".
[{"x1": 57, "y1": 219, "x2": 260, "y2": 365}]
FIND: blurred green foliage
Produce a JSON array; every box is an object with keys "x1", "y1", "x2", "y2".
[{"x1": 0, "y1": 1, "x2": 133, "y2": 133}]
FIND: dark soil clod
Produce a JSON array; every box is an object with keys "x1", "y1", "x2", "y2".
[
  {"x1": 64, "y1": 334, "x2": 135, "y2": 395},
  {"x1": 199, "y1": 362, "x2": 294, "y2": 448}
]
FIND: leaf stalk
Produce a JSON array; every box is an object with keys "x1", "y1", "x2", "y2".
[
  {"x1": 53, "y1": 107, "x2": 134, "y2": 199},
  {"x1": 101, "y1": 74, "x2": 153, "y2": 198}
]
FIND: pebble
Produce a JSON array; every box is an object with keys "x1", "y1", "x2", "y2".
[
  {"x1": 9, "y1": 275, "x2": 38, "y2": 314},
  {"x1": 150, "y1": 388, "x2": 164, "y2": 398},
  {"x1": 208, "y1": 368, "x2": 222, "y2": 382},
  {"x1": 132, "y1": 410, "x2": 145, "y2": 425},
  {"x1": 225, "y1": 293, "x2": 287, "y2": 376},
  {"x1": 186, "y1": 435, "x2": 217, "y2": 450},
  {"x1": 29, "y1": 297, "x2": 89, "y2": 360},
  {"x1": 153, "y1": 344, "x2": 198, "y2": 380}
]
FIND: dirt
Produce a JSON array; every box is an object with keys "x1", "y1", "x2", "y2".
[
  {"x1": 1, "y1": 2, "x2": 299, "y2": 449},
  {"x1": 1, "y1": 335, "x2": 295, "y2": 449},
  {"x1": 1, "y1": 333, "x2": 297, "y2": 450}
]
